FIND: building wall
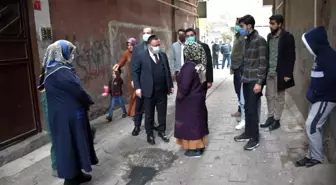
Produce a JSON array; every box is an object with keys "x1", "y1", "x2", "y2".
[
  {"x1": 47, "y1": 0, "x2": 196, "y2": 119},
  {"x1": 283, "y1": 0, "x2": 336, "y2": 163}
]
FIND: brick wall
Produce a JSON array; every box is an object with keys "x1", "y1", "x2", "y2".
[
  {"x1": 283, "y1": 0, "x2": 336, "y2": 163},
  {"x1": 48, "y1": 0, "x2": 196, "y2": 118}
]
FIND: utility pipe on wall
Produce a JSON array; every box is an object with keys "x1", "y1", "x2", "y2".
[
  {"x1": 156, "y1": 0, "x2": 198, "y2": 16},
  {"x1": 314, "y1": 0, "x2": 317, "y2": 26}
]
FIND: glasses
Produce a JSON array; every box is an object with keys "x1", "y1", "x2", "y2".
[{"x1": 269, "y1": 22, "x2": 276, "y2": 25}]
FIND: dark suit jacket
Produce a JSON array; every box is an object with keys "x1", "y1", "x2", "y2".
[
  {"x1": 267, "y1": 30, "x2": 296, "y2": 91},
  {"x1": 198, "y1": 41, "x2": 214, "y2": 83},
  {"x1": 131, "y1": 42, "x2": 148, "y2": 71},
  {"x1": 131, "y1": 50, "x2": 174, "y2": 98}
]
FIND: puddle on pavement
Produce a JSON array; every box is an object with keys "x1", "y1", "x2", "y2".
[
  {"x1": 126, "y1": 167, "x2": 157, "y2": 185},
  {"x1": 123, "y1": 148, "x2": 178, "y2": 185}
]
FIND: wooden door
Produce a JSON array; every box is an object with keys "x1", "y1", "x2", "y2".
[{"x1": 0, "y1": 0, "x2": 40, "y2": 149}]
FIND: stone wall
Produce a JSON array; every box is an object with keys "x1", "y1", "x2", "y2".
[
  {"x1": 282, "y1": 0, "x2": 336, "y2": 163},
  {"x1": 48, "y1": 0, "x2": 196, "y2": 119}
]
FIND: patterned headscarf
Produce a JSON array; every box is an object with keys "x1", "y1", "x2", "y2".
[
  {"x1": 184, "y1": 42, "x2": 207, "y2": 83},
  {"x1": 38, "y1": 40, "x2": 76, "y2": 91}
]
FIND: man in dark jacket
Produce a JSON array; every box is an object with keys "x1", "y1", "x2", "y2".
[
  {"x1": 132, "y1": 35, "x2": 174, "y2": 145},
  {"x1": 233, "y1": 15, "x2": 267, "y2": 151},
  {"x1": 212, "y1": 41, "x2": 220, "y2": 69},
  {"x1": 130, "y1": 27, "x2": 154, "y2": 136},
  {"x1": 296, "y1": 26, "x2": 336, "y2": 167},
  {"x1": 185, "y1": 28, "x2": 213, "y2": 135},
  {"x1": 260, "y1": 14, "x2": 296, "y2": 131}
]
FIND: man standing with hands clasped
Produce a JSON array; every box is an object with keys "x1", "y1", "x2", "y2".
[
  {"x1": 261, "y1": 14, "x2": 296, "y2": 131},
  {"x1": 233, "y1": 15, "x2": 268, "y2": 151},
  {"x1": 131, "y1": 35, "x2": 174, "y2": 145}
]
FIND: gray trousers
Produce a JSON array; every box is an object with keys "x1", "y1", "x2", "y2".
[{"x1": 306, "y1": 101, "x2": 336, "y2": 162}]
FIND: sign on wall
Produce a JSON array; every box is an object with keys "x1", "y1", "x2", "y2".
[{"x1": 33, "y1": 0, "x2": 41, "y2": 11}]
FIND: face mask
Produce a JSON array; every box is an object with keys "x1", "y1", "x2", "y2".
[
  {"x1": 151, "y1": 46, "x2": 160, "y2": 54},
  {"x1": 234, "y1": 25, "x2": 241, "y2": 32},
  {"x1": 186, "y1": 36, "x2": 196, "y2": 43},
  {"x1": 142, "y1": 34, "x2": 151, "y2": 42},
  {"x1": 239, "y1": 28, "x2": 249, "y2": 36}
]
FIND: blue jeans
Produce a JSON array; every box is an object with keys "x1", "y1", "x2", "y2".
[
  {"x1": 222, "y1": 54, "x2": 231, "y2": 69},
  {"x1": 109, "y1": 96, "x2": 127, "y2": 117}
]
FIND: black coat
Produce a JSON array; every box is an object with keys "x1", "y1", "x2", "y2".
[
  {"x1": 267, "y1": 30, "x2": 296, "y2": 91},
  {"x1": 198, "y1": 41, "x2": 214, "y2": 83},
  {"x1": 131, "y1": 50, "x2": 173, "y2": 98}
]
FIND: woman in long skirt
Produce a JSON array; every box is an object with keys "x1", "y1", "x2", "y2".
[{"x1": 175, "y1": 42, "x2": 208, "y2": 157}]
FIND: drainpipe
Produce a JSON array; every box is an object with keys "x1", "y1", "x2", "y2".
[
  {"x1": 314, "y1": 0, "x2": 317, "y2": 26},
  {"x1": 171, "y1": 0, "x2": 176, "y2": 43}
]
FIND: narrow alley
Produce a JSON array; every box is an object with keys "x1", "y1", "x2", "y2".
[{"x1": 1, "y1": 70, "x2": 333, "y2": 185}]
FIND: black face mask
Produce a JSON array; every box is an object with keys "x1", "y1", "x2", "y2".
[{"x1": 179, "y1": 35, "x2": 186, "y2": 42}]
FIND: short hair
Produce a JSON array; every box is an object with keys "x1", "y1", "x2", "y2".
[
  {"x1": 177, "y1": 29, "x2": 185, "y2": 33},
  {"x1": 269, "y1": 14, "x2": 284, "y2": 25},
  {"x1": 185, "y1": 28, "x2": 196, "y2": 35},
  {"x1": 238, "y1": 14, "x2": 255, "y2": 28},
  {"x1": 147, "y1": 35, "x2": 159, "y2": 44}
]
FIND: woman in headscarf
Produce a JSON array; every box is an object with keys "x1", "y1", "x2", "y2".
[
  {"x1": 174, "y1": 42, "x2": 208, "y2": 158},
  {"x1": 38, "y1": 40, "x2": 98, "y2": 185},
  {"x1": 112, "y1": 38, "x2": 137, "y2": 120}
]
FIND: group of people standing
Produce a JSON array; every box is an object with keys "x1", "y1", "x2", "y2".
[
  {"x1": 212, "y1": 40, "x2": 232, "y2": 69},
  {"x1": 230, "y1": 14, "x2": 296, "y2": 150},
  {"x1": 37, "y1": 12, "x2": 336, "y2": 185},
  {"x1": 230, "y1": 13, "x2": 336, "y2": 169}
]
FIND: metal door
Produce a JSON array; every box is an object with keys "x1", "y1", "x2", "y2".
[{"x1": 0, "y1": 0, "x2": 40, "y2": 149}]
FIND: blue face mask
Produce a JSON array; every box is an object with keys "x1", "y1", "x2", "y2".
[
  {"x1": 234, "y1": 25, "x2": 241, "y2": 32},
  {"x1": 239, "y1": 28, "x2": 249, "y2": 36},
  {"x1": 186, "y1": 36, "x2": 196, "y2": 43}
]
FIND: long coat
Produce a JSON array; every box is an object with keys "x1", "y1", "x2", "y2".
[
  {"x1": 44, "y1": 64, "x2": 98, "y2": 179},
  {"x1": 174, "y1": 61, "x2": 208, "y2": 140},
  {"x1": 267, "y1": 30, "x2": 296, "y2": 91}
]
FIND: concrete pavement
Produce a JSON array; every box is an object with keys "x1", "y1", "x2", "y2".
[{"x1": 0, "y1": 69, "x2": 335, "y2": 185}]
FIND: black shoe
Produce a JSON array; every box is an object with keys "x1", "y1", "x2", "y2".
[
  {"x1": 76, "y1": 172, "x2": 92, "y2": 183},
  {"x1": 244, "y1": 138, "x2": 260, "y2": 151},
  {"x1": 260, "y1": 116, "x2": 274, "y2": 128},
  {"x1": 158, "y1": 132, "x2": 170, "y2": 142},
  {"x1": 295, "y1": 157, "x2": 311, "y2": 167},
  {"x1": 122, "y1": 113, "x2": 127, "y2": 118},
  {"x1": 132, "y1": 127, "x2": 140, "y2": 136},
  {"x1": 106, "y1": 116, "x2": 112, "y2": 122},
  {"x1": 147, "y1": 135, "x2": 155, "y2": 145},
  {"x1": 306, "y1": 159, "x2": 322, "y2": 167},
  {"x1": 269, "y1": 119, "x2": 280, "y2": 131},
  {"x1": 185, "y1": 150, "x2": 202, "y2": 158},
  {"x1": 64, "y1": 179, "x2": 79, "y2": 185},
  {"x1": 234, "y1": 132, "x2": 250, "y2": 142}
]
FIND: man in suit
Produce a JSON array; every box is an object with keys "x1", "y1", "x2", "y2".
[
  {"x1": 130, "y1": 27, "x2": 155, "y2": 136},
  {"x1": 171, "y1": 29, "x2": 186, "y2": 77},
  {"x1": 131, "y1": 35, "x2": 174, "y2": 145},
  {"x1": 185, "y1": 28, "x2": 213, "y2": 135}
]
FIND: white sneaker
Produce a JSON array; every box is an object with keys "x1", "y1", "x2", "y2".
[{"x1": 235, "y1": 120, "x2": 246, "y2": 130}]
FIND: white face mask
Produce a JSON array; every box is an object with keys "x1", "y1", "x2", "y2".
[
  {"x1": 142, "y1": 34, "x2": 151, "y2": 42},
  {"x1": 151, "y1": 46, "x2": 160, "y2": 54}
]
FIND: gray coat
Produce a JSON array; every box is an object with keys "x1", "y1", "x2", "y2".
[{"x1": 171, "y1": 41, "x2": 184, "y2": 72}]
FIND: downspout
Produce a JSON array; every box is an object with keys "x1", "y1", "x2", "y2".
[
  {"x1": 314, "y1": 0, "x2": 317, "y2": 26},
  {"x1": 171, "y1": 0, "x2": 176, "y2": 43}
]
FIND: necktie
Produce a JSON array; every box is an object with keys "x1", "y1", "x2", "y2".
[{"x1": 154, "y1": 54, "x2": 160, "y2": 64}]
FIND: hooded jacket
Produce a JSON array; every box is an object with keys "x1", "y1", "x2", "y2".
[{"x1": 302, "y1": 26, "x2": 336, "y2": 103}]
